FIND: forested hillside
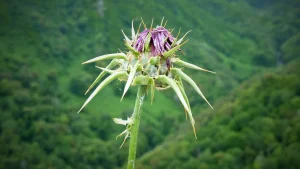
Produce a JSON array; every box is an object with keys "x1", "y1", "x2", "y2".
[
  {"x1": 135, "y1": 59, "x2": 300, "y2": 169},
  {"x1": 0, "y1": 0, "x2": 299, "y2": 168}
]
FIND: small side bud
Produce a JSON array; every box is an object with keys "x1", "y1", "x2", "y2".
[
  {"x1": 132, "y1": 75, "x2": 151, "y2": 85},
  {"x1": 149, "y1": 57, "x2": 159, "y2": 65}
]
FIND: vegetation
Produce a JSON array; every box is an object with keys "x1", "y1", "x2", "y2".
[
  {"x1": 135, "y1": 59, "x2": 300, "y2": 169},
  {"x1": 0, "y1": 0, "x2": 299, "y2": 169}
]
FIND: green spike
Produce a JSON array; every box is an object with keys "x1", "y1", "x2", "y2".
[
  {"x1": 179, "y1": 80, "x2": 197, "y2": 139},
  {"x1": 156, "y1": 75, "x2": 190, "y2": 114},
  {"x1": 131, "y1": 19, "x2": 136, "y2": 40},
  {"x1": 141, "y1": 17, "x2": 147, "y2": 29},
  {"x1": 137, "y1": 22, "x2": 142, "y2": 35},
  {"x1": 171, "y1": 68, "x2": 213, "y2": 109},
  {"x1": 164, "y1": 20, "x2": 168, "y2": 27},
  {"x1": 95, "y1": 66, "x2": 116, "y2": 74},
  {"x1": 171, "y1": 28, "x2": 181, "y2": 47},
  {"x1": 160, "y1": 17, "x2": 164, "y2": 26},
  {"x1": 121, "y1": 29, "x2": 131, "y2": 43},
  {"x1": 121, "y1": 63, "x2": 139, "y2": 101},
  {"x1": 85, "y1": 59, "x2": 119, "y2": 95},
  {"x1": 156, "y1": 75, "x2": 197, "y2": 138},
  {"x1": 125, "y1": 42, "x2": 140, "y2": 57},
  {"x1": 77, "y1": 71, "x2": 128, "y2": 113},
  {"x1": 175, "y1": 30, "x2": 191, "y2": 46},
  {"x1": 176, "y1": 78, "x2": 191, "y2": 119},
  {"x1": 172, "y1": 58, "x2": 216, "y2": 74},
  {"x1": 163, "y1": 40, "x2": 188, "y2": 58},
  {"x1": 82, "y1": 53, "x2": 127, "y2": 64},
  {"x1": 150, "y1": 18, "x2": 154, "y2": 29}
]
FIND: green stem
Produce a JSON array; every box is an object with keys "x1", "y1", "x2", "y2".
[{"x1": 127, "y1": 85, "x2": 147, "y2": 169}]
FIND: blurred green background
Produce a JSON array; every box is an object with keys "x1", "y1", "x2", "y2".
[{"x1": 0, "y1": 0, "x2": 299, "y2": 168}]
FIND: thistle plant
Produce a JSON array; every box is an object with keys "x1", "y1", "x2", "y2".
[{"x1": 77, "y1": 18, "x2": 215, "y2": 169}]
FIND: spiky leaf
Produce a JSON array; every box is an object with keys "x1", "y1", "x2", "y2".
[
  {"x1": 156, "y1": 75, "x2": 189, "y2": 111},
  {"x1": 171, "y1": 68, "x2": 213, "y2": 109},
  {"x1": 82, "y1": 53, "x2": 127, "y2": 64},
  {"x1": 175, "y1": 30, "x2": 191, "y2": 46},
  {"x1": 125, "y1": 42, "x2": 140, "y2": 57},
  {"x1": 121, "y1": 29, "x2": 131, "y2": 43},
  {"x1": 77, "y1": 71, "x2": 128, "y2": 113},
  {"x1": 176, "y1": 78, "x2": 191, "y2": 119},
  {"x1": 121, "y1": 63, "x2": 139, "y2": 100},
  {"x1": 163, "y1": 40, "x2": 188, "y2": 58},
  {"x1": 171, "y1": 27, "x2": 181, "y2": 47},
  {"x1": 172, "y1": 58, "x2": 216, "y2": 74},
  {"x1": 156, "y1": 75, "x2": 197, "y2": 138},
  {"x1": 95, "y1": 66, "x2": 117, "y2": 74},
  {"x1": 131, "y1": 20, "x2": 136, "y2": 40},
  {"x1": 85, "y1": 59, "x2": 119, "y2": 95}
]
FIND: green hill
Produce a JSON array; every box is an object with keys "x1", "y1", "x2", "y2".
[
  {"x1": 135, "y1": 59, "x2": 300, "y2": 169},
  {"x1": 0, "y1": 0, "x2": 299, "y2": 168}
]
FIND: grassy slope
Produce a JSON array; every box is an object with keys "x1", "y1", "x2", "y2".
[{"x1": 0, "y1": 0, "x2": 299, "y2": 168}]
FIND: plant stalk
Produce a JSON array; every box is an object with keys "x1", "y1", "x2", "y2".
[{"x1": 127, "y1": 85, "x2": 147, "y2": 169}]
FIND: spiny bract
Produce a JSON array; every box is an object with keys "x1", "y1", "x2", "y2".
[{"x1": 78, "y1": 18, "x2": 215, "y2": 141}]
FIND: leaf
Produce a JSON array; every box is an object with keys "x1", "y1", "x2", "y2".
[
  {"x1": 141, "y1": 17, "x2": 147, "y2": 29},
  {"x1": 121, "y1": 63, "x2": 139, "y2": 101},
  {"x1": 95, "y1": 66, "x2": 117, "y2": 74},
  {"x1": 137, "y1": 22, "x2": 142, "y2": 35},
  {"x1": 150, "y1": 17, "x2": 154, "y2": 29},
  {"x1": 85, "y1": 59, "x2": 119, "y2": 95},
  {"x1": 171, "y1": 27, "x2": 181, "y2": 47},
  {"x1": 175, "y1": 30, "x2": 191, "y2": 46},
  {"x1": 125, "y1": 42, "x2": 140, "y2": 57},
  {"x1": 177, "y1": 77, "x2": 198, "y2": 138},
  {"x1": 121, "y1": 29, "x2": 131, "y2": 43},
  {"x1": 160, "y1": 17, "x2": 164, "y2": 26},
  {"x1": 176, "y1": 78, "x2": 191, "y2": 120},
  {"x1": 82, "y1": 53, "x2": 127, "y2": 64},
  {"x1": 77, "y1": 71, "x2": 128, "y2": 113},
  {"x1": 163, "y1": 40, "x2": 188, "y2": 58},
  {"x1": 156, "y1": 75, "x2": 189, "y2": 111},
  {"x1": 131, "y1": 19, "x2": 136, "y2": 40},
  {"x1": 156, "y1": 75, "x2": 197, "y2": 138},
  {"x1": 171, "y1": 68, "x2": 213, "y2": 109},
  {"x1": 164, "y1": 20, "x2": 168, "y2": 27},
  {"x1": 172, "y1": 58, "x2": 216, "y2": 74}
]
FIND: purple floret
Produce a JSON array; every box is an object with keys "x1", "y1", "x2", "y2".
[
  {"x1": 134, "y1": 29, "x2": 150, "y2": 52},
  {"x1": 134, "y1": 26, "x2": 175, "y2": 57}
]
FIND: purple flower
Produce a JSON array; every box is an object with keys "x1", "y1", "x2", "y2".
[
  {"x1": 134, "y1": 26, "x2": 175, "y2": 57},
  {"x1": 134, "y1": 29, "x2": 150, "y2": 52}
]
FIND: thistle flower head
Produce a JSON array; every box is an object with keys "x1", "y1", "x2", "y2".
[
  {"x1": 78, "y1": 18, "x2": 215, "y2": 139},
  {"x1": 134, "y1": 26, "x2": 175, "y2": 57}
]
